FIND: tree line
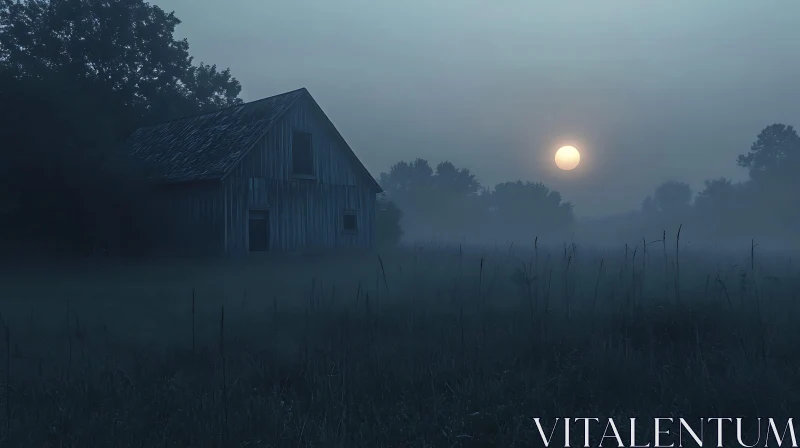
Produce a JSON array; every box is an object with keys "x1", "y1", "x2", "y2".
[
  {"x1": 378, "y1": 124, "x2": 800, "y2": 249},
  {"x1": 633, "y1": 123, "x2": 800, "y2": 247},
  {"x1": 375, "y1": 159, "x2": 574, "y2": 246}
]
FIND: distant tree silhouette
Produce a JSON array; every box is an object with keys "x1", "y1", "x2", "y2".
[
  {"x1": 375, "y1": 195, "x2": 403, "y2": 248},
  {"x1": 690, "y1": 177, "x2": 742, "y2": 242},
  {"x1": 379, "y1": 159, "x2": 435, "y2": 230},
  {"x1": 379, "y1": 159, "x2": 573, "y2": 243},
  {"x1": 380, "y1": 159, "x2": 434, "y2": 195},
  {"x1": 379, "y1": 159, "x2": 482, "y2": 239},
  {"x1": 636, "y1": 181, "x2": 693, "y2": 239},
  {"x1": 379, "y1": 159, "x2": 479, "y2": 203},
  {"x1": 735, "y1": 124, "x2": 800, "y2": 242},
  {"x1": 487, "y1": 181, "x2": 574, "y2": 241},
  {"x1": 737, "y1": 124, "x2": 800, "y2": 184},
  {"x1": 653, "y1": 181, "x2": 693, "y2": 214},
  {"x1": 694, "y1": 178, "x2": 737, "y2": 212},
  {"x1": 641, "y1": 196, "x2": 657, "y2": 216},
  {"x1": 432, "y1": 161, "x2": 481, "y2": 197},
  {"x1": 679, "y1": 123, "x2": 800, "y2": 246}
]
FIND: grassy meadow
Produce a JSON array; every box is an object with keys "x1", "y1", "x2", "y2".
[{"x1": 0, "y1": 237, "x2": 798, "y2": 447}]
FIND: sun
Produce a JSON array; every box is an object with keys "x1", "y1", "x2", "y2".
[{"x1": 555, "y1": 145, "x2": 581, "y2": 171}]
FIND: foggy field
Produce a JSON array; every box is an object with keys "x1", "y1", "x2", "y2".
[
  {"x1": 0, "y1": 240, "x2": 798, "y2": 447},
  {"x1": 5, "y1": 0, "x2": 800, "y2": 446}
]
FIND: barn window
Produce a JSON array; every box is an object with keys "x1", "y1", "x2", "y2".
[
  {"x1": 292, "y1": 131, "x2": 314, "y2": 176},
  {"x1": 248, "y1": 209, "x2": 270, "y2": 251},
  {"x1": 342, "y1": 212, "x2": 357, "y2": 232}
]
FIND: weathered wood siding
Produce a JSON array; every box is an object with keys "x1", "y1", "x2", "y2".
[
  {"x1": 153, "y1": 182, "x2": 225, "y2": 255},
  {"x1": 221, "y1": 95, "x2": 379, "y2": 253},
  {"x1": 221, "y1": 179, "x2": 375, "y2": 252}
]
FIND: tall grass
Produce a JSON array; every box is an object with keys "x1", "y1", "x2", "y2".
[{"x1": 0, "y1": 236, "x2": 797, "y2": 447}]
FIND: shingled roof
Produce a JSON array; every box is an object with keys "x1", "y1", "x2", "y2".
[{"x1": 126, "y1": 88, "x2": 381, "y2": 191}]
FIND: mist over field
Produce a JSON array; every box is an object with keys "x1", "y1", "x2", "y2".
[{"x1": 2, "y1": 0, "x2": 800, "y2": 446}]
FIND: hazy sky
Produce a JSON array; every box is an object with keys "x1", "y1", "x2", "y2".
[{"x1": 153, "y1": 0, "x2": 800, "y2": 217}]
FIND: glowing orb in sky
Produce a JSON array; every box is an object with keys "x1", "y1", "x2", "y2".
[{"x1": 555, "y1": 146, "x2": 581, "y2": 171}]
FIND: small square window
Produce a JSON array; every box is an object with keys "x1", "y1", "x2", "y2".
[{"x1": 343, "y1": 212, "x2": 357, "y2": 232}]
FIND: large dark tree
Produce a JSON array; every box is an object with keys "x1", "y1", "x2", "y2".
[
  {"x1": 0, "y1": 0, "x2": 243, "y2": 255},
  {"x1": 0, "y1": 0, "x2": 242, "y2": 133},
  {"x1": 0, "y1": 73, "x2": 160, "y2": 254}
]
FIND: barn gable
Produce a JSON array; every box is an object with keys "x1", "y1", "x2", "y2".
[
  {"x1": 126, "y1": 88, "x2": 381, "y2": 191},
  {"x1": 125, "y1": 88, "x2": 382, "y2": 254},
  {"x1": 220, "y1": 93, "x2": 381, "y2": 252},
  {"x1": 227, "y1": 93, "x2": 378, "y2": 189}
]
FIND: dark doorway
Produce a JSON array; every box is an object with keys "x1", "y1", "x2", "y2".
[{"x1": 248, "y1": 209, "x2": 270, "y2": 251}]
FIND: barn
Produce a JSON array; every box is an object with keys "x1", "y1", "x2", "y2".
[{"x1": 126, "y1": 87, "x2": 383, "y2": 255}]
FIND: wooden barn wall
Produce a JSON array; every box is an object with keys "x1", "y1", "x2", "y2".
[
  {"x1": 230, "y1": 95, "x2": 367, "y2": 186},
  {"x1": 222, "y1": 178, "x2": 375, "y2": 253},
  {"x1": 222, "y1": 96, "x2": 378, "y2": 253},
  {"x1": 153, "y1": 183, "x2": 224, "y2": 255}
]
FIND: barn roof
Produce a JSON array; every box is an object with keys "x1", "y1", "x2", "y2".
[{"x1": 126, "y1": 88, "x2": 381, "y2": 191}]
